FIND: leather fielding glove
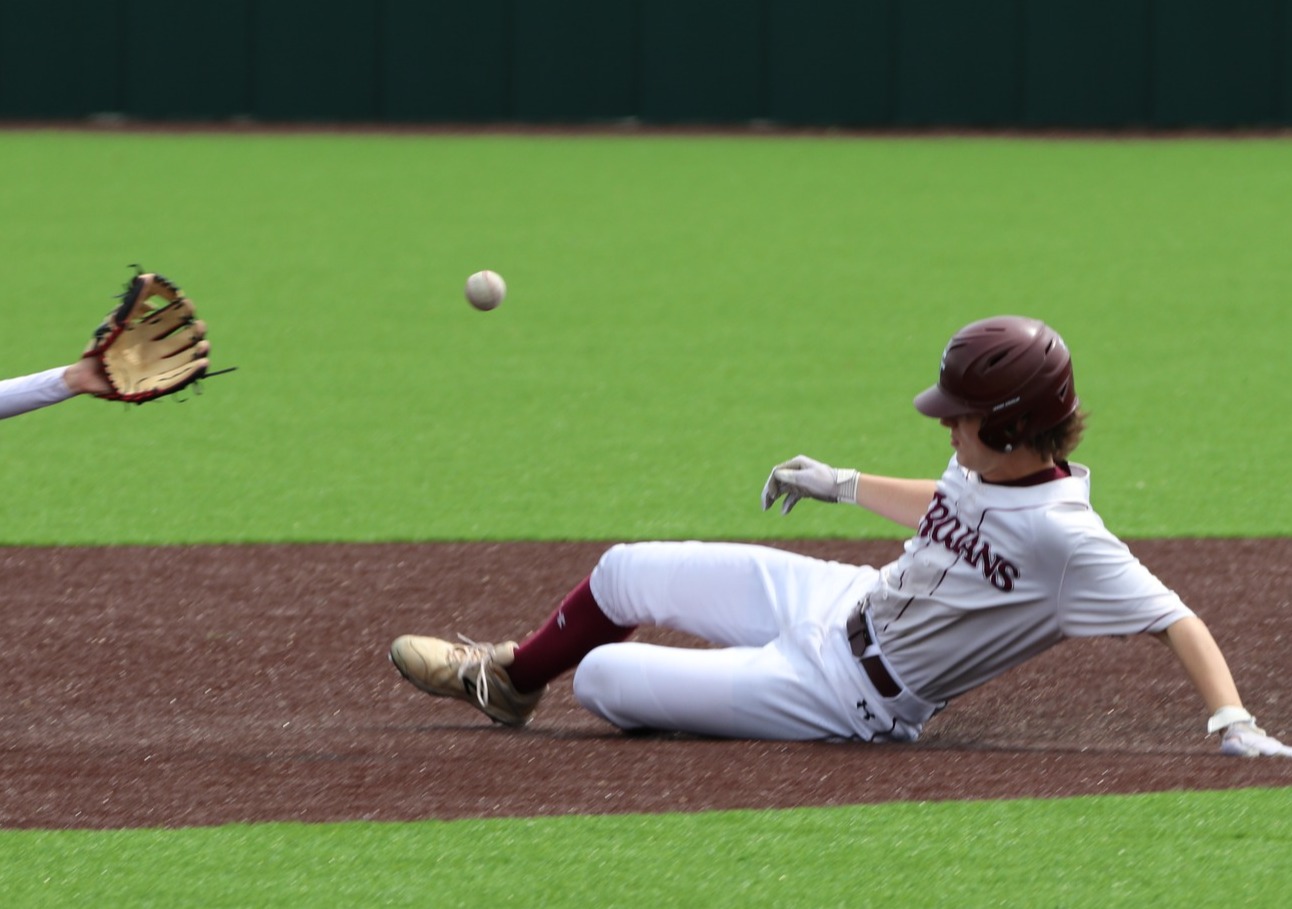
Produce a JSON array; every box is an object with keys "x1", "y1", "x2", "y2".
[
  {"x1": 761, "y1": 455, "x2": 859, "y2": 516},
  {"x1": 84, "y1": 271, "x2": 210, "y2": 403},
  {"x1": 1209, "y1": 707, "x2": 1292, "y2": 757}
]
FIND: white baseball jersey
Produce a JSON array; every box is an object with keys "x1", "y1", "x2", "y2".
[
  {"x1": 0, "y1": 367, "x2": 74, "y2": 420},
  {"x1": 574, "y1": 455, "x2": 1194, "y2": 742},
  {"x1": 869, "y1": 456, "x2": 1194, "y2": 704}
]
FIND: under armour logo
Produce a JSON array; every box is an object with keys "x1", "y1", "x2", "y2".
[
  {"x1": 557, "y1": 610, "x2": 566, "y2": 630},
  {"x1": 856, "y1": 700, "x2": 875, "y2": 722}
]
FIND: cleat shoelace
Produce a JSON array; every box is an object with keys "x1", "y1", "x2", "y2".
[{"x1": 454, "y1": 635, "x2": 499, "y2": 710}]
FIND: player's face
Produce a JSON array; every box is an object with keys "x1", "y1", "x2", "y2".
[
  {"x1": 940, "y1": 415, "x2": 1010, "y2": 478},
  {"x1": 939, "y1": 414, "x2": 1053, "y2": 481}
]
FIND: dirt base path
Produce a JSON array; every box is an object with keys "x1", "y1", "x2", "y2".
[{"x1": 2, "y1": 539, "x2": 1290, "y2": 829}]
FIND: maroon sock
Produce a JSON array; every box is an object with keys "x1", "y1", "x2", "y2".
[{"x1": 506, "y1": 575, "x2": 635, "y2": 693}]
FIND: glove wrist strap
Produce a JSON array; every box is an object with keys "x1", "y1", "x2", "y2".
[
  {"x1": 1207, "y1": 705, "x2": 1255, "y2": 734},
  {"x1": 835, "y1": 469, "x2": 859, "y2": 505}
]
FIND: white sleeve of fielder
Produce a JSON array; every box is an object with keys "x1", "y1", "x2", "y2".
[{"x1": 0, "y1": 367, "x2": 76, "y2": 420}]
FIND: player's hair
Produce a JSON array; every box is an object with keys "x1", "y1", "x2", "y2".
[{"x1": 1027, "y1": 408, "x2": 1087, "y2": 461}]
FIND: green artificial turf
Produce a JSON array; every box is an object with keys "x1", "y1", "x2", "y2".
[
  {"x1": 2, "y1": 132, "x2": 1291, "y2": 543},
  {"x1": 1, "y1": 789, "x2": 1289, "y2": 908}
]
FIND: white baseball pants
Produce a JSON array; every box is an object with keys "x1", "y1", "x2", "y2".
[{"x1": 574, "y1": 541, "x2": 926, "y2": 741}]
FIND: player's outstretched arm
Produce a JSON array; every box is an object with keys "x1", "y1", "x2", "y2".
[
  {"x1": 1157, "y1": 616, "x2": 1292, "y2": 757},
  {"x1": 0, "y1": 365, "x2": 83, "y2": 420},
  {"x1": 761, "y1": 454, "x2": 935, "y2": 528},
  {"x1": 0, "y1": 358, "x2": 119, "y2": 421},
  {"x1": 853, "y1": 474, "x2": 938, "y2": 529}
]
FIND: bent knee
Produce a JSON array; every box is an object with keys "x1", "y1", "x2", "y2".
[
  {"x1": 590, "y1": 542, "x2": 636, "y2": 588},
  {"x1": 588, "y1": 542, "x2": 652, "y2": 626},
  {"x1": 572, "y1": 645, "x2": 620, "y2": 720}
]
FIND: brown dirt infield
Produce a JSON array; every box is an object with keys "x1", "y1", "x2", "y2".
[{"x1": 2, "y1": 538, "x2": 1290, "y2": 830}]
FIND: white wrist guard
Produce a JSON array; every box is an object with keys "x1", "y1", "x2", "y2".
[
  {"x1": 1207, "y1": 705, "x2": 1255, "y2": 734},
  {"x1": 835, "y1": 469, "x2": 859, "y2": 505}
]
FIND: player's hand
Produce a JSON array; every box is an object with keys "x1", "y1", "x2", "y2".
[
  {"x1": 761, "y1": 455, "x2": 859, "y2": 515},
  {"x1": 62, "y1": 357, "x2": 114, "y2": 396},
  {"x1": 1220, "y1": 721, "x2": 1292, "y2": 757}
]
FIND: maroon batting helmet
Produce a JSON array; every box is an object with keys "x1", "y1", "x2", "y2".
[{"x1": 914, "y1": 316, "x2": 1078, "y2": 452}]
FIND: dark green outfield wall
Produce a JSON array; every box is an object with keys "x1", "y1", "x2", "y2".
[{"x1": 2, "y1": 0, "x2": 1289, "y2": 128}]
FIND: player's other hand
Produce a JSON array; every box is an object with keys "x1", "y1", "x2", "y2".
[
  {"x1": 761, "y1": 455, "x2": 859, "y2": 515},
  {"x1": 1220, "y1": 721, "x2": 1292, "y2": 757}
]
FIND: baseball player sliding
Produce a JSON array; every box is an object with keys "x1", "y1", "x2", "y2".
[{"x1": 391, "y1": 315, "x2": 1291, "y2": 757}]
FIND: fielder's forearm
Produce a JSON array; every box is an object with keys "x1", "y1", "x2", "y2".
[
  {"x1": 0, "y1": 367, "x2": 76, "y2": 420},
  {"x1": 1157, "y1": 616, "x2": 1243, "y2": 714},
  {"x1": 851, "y1": 475, "x2": 938, "y2": 530}
]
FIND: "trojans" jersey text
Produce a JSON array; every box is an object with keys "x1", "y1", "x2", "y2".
[{"x1": 917, "y1": 492, "x2": 1020, "y2": 591}]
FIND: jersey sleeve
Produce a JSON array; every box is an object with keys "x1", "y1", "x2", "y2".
[
  {"x1": 1051, "y1": 512, "x2": 1195, "y2": 637},
  {"x1": 0, "y1": 367, "x2": 75, "y2": 420}
]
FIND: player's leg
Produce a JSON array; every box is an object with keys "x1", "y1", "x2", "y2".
[
  {"x1": 589, "y1": 540, "x2": 870, "y2": 646},
  {"x1": 572, "y1": 638, "x2": 853, "y2": 740},
  {"x1": 505, "y1": 575, "x2": 634, "y2": 693},
  {"x1": 390, "y1": 570, "x2": 630, "y2": 724},
  {"x1": 509, "y1": 540, "x2": 804, "y2": 692},
  {"x1": 392, "y1": 540, "x2": 871, "y2": 728}
]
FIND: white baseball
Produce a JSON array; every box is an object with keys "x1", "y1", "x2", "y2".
[{"x1": 465, "y1": 270, "x2": 506, "y2": 311}]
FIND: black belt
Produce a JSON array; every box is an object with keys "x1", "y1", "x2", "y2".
[{"x1": 845, "y1": 608, "x2": 902, "y2": 698}]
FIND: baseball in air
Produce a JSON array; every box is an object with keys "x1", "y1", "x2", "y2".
[{"x1": 465, "y1": 270, "x2": 506, "y2": 311}]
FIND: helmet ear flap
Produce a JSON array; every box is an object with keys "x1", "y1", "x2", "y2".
[{"x1": 979, "y1": 416, "x2": 1027, "y2": 452}]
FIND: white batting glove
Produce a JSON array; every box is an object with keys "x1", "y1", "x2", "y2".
[
  {"x1": 760, "y1": 455, "x2": 859, "y2": 516},
  {"x1": 1220, "y1": 722, "x2": 1292, "y2": 757},
  {"x1": 1209, "y1": 707, "x2": 1292, "y2": 757}
]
